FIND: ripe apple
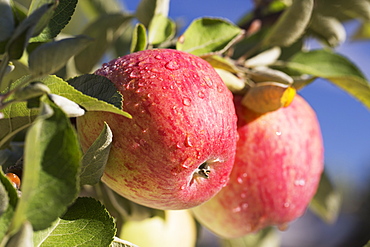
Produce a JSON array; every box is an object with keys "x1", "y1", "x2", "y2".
[
  {"x1": 76, "y1": 49, "x2": 238, "y2": 210},
  {"x1": 192, "y1": 94, "x2": 324, "y2": 238}
]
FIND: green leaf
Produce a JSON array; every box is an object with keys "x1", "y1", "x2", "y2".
[
  {"x1": 80, "y1": 123, "x2": 112, "y2": 186},
  {"x1": 0, "y1": 171, "x2": 19, "y2": 240},
  {"x1": 176, "y1": 17, "x2": 244, "y2": 56},
  {"x1": 309, "y1": 171, "x2": 341, "y2": 223},
  {"x1": 5, "y1": 221, "x2": 33, "y2": 247},
  {"x1": 263, "y1": 0, "x2": 314, "y2": 47},
  {"x1": 5, "y1": 3, "x2": 54, "y2": 59},
  {"x1": 33, "y1": 197, "x2": 116, "y2": 247},
  {"x1": 0, "y1": 75, "x2": 129, "y2": 148},
  {"x1": 220, "y1": 227, "x2": 280, "y2": 247},
  {"x1": 67, "y1": 74, "x2": 123, "y2": 110},
  {"x1": 28, "y1": 35, "x2": 93, "y2": 76},
  {"x1": 287, "y1": 49, "x2": 370, "y2": 109},
  {"x1": 0, "y1": 0, "x2": 15, "y2": 42},
  {"x1": 27, "y1": 0, "x2": 58, "y2": 38},
  {"x1": 315, "y1": 0, "x2": 370, "y2": 22},
  {"x1": 135, "y1": 0, "x2": 170, "y2": 27},
  {"x1": 364, "y1": 240, "x2": 370, "y2": 247},
  {"x1": 148, "y1": 14, "x2": 175, "y2": 45},
  {"x1": 30, "y1": 0, "x2": 78, "y2": 42},
  {"x1": 74, "y1": 13, "x2": 133, "y2": 74},
  {"x1": 10, "y1": 97, "x2": 81, "y2": 231},
  {"x1": 130, "y1": 23, "x2": 147, "y2": 53},
  {"x1": 308, "y1": 13, "x2": 346, "y2": 47},
  {"x1": 352, "y1": 21, "x2": 370, "y2": 40}
]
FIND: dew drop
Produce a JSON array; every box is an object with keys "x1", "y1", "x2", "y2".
[
  {"x1": 283, "y1": 202, "x2": 290, "y2": 208},
  {"x1": 182, "y1": 97, "x2": 191, "y2": 106},
  {"x1": 165, "y1": 61, "x2": 180, "y2": 70},
  {"x1": 275, "y1": 131, "x2": 282, "y2": 136},
  {"x1": 294, "y1": 179, "x2": 306, "y2": 186},
  {"x1": 237, "y1": 177, "x2": 243, "y2": 184},
  {"x1": 241, "y1": 203, "x2": 249, "y2": 209},
  {"x1": 184, "y1": 134, "x2": 193, "y2": 147},
  {"x1": 232, "y1": 206, "x2": 241, "y2": 213},
  {"x1": 180, "y1": 184, "x2": 186, "y2": 190},
  {"x1": 241, "y1": 193, "x2": 247, "y2": 198},
  {"x1": 217, "y1": 85, "x2": 224, "y2": 93},
  {"x1": 129, "y1": 71, "x2": 140, "y2": 78},
  {"x1": 155, "y1": 55, "x2": 162, "y2": 60},
  {"x1": 204, "y1": 76, "x2": 213, "y2": 88},
  {"x1": 198, "y1": 91, "x2": 205, "y2": 99},
  {"x1": 176, "y1": 142, "x2": 182, "y2": 149}
]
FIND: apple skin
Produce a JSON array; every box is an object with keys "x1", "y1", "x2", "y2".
[
  {"x1": 192, "y1": 94, "x2": 324, "y2": 238},
  {"x1": 119, "y1": 210, "x2": 197, "y2": 247},
  {"x1": 76, "y1": 49, "x2": 238, "y2": 210}
]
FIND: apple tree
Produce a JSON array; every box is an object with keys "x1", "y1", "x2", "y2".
[{"x1": 0, "y1": 0, "x2": 369, "y2": 246}]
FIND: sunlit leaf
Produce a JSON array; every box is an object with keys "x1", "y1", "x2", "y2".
[
  {"x1": 30, "y1": 0, "x2": 78, "y2": 42},
  {"x1": 287, "y1": 49, "x2": 370, "y2": 109},
  {"x1": 27, "y1": 0, "x2": 58, "y2": 38},
  {"x1": 130, "y1": 23, "x2": 147, "y2": 53},
  {"x1": 74, "y1": 13, "x2": 133, "y2": 73},
  {"x1": 308, "y1": 13, "x2": 346, "y2": 47},
  {"x1": 5, "y1": 3, "x2": 54, "y2": 59},
  {"x1": 80, "y1": 123, "x2": 112, "y2": 186},
  {"x1": 176, "y1": 17, "x2": 244, "y2": 56},
  {"x1": 352, "y1": 21, "x2": 370, "y2": 41},
  {"x1": 10, "y1": 97, "x2": 81, "y2": 231},
  {"x1": 67, "y1": 74, "x2": 123, "y2": 110},
  {"x1": 33, "y1": 197, "x2": 116, "y2": 246},
  {"x1": 263, "y1": 0, "x2": 314, "y2": 47},
  {"x1": 29, "y1": 35, "x2": 93, "y2": 76},
  {"x1": 136, "y1": 0, "x2": 170, "y2": 27},
  {"x1": 148, "y1": 14, "x2": 175, "y2": 45}
]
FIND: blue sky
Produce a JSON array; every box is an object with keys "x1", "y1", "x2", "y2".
[{"x1": 122, "y1": 0, "x2": 370, "y2": 190}]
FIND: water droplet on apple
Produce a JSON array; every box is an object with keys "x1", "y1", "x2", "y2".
[
  {"x1": 155, "y1": 55, "x2": 162, "y2": 60},
  {"x1": 275, "y1": 131, "x2": 282, "y2": 136},
  {"x1": 162, "y1": 86, "x2": 167, "y2": 90},
  {"x1": 129, "y1": 71, "x2": 140, "y2": 78},
  {"x1": 165, "y1": 61, "x2": 180, "y2": 70},
  {"x1": 180, "y1": 184, "x2": 186, "y2": 190},
  {"x1": 241, "y1": 193, "x2": 247, "y2": 198},
  {"x1": 182, "y1": 97, "x2": 191, "y2": 106},
  {"x1": 176, "y1": 142, "x2": 182, "y2": 149},
  {"x1": 204, "y1": 76, "x2": 213, "y2": 88},
  {"x1": 237, "y1": 177, "x2": 243, "y2": 184},
  {"x1": 217, "y1": 85, "x2": 223, "y2": 93},
  {"x1": 283, "y1": 202, "x2": 290, "y2": 208},
  {"x1": 242, "y1": 173, "x2": 248, "y2": 178},
  {"x1": 125, "y1": 80, "x2": 136, "y2": 90},
  {"x1": 240, "y1": 202, "x2": 248, "y2": 209},
  {"x1": 294, "y1": 179, "x2": 306, "y2": 186},
  {"x1": 198, "y1": 91, "x2": 205, "y2": 99},
  {"x1": 232, "y1": 206, "x2": 241, "y2": 213},
  {"x1": 184, "y1": 134, "x2": 193, "y2": 147}
]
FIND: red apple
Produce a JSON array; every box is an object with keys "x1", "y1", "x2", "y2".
[
  {"x1": 192, "y1": 94, "x2": 324, "y2": 238},
  {"x1": 76, "y1": 49, "x2": 238, "y2": 210}
]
